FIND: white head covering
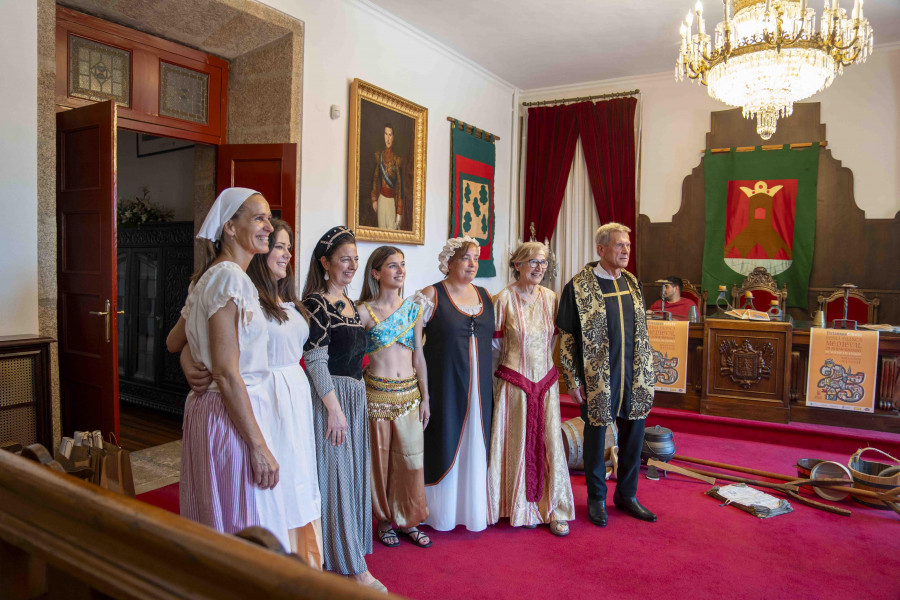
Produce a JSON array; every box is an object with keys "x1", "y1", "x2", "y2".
[{"x1": 196, "y1": 187, "x2": 262, "y2": 242}]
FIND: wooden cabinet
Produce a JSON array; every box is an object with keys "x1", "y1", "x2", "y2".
[
  {"x1": 117, "y1": 222, "x2": 192, "y2": 415},
  {"x1": 56, "y1": 6, "x2": 228, "y2": 145}
]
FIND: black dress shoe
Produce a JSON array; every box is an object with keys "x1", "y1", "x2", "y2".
[
  {"x1": 612, "y1": 494, "x2": 657, "y2": 522},
  {"x1": 587, "y1": 498, "x2": 608, "y2": 527}
]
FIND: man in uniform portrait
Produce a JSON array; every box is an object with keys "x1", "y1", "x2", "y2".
[{"x1": 370, "y1": 122, "x2": 404, "y2": 230}]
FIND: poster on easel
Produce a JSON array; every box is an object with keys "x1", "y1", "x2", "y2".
[
  {"x1": 647, "y1": 320, "x2": 690, "y2": 394},
  {"x1": 806, "y1": 328, "x2": 879, "y2": 413}
]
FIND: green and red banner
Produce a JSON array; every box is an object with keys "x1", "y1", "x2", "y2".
[
  {"x1": 702, "y1": 144, "x2": 819, "y2": 307},
  {"x1": 450, "y1": 125, "x2": 496, "y2": 277}
]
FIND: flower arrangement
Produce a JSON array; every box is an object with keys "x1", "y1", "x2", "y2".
[{"x1": 117, "y1": 187, "x2": 174, "y2": 226}]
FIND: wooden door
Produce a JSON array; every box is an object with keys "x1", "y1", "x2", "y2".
[
  {"x1": 217, "y1": 144, "x2": 298, "y2": 245},
  {"x1": 57, "y1": 100, "x2": 120, "y2": 437}
]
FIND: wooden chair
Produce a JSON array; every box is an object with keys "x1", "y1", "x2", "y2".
[
  {"x1": 817, "y1": 287, "x2": 880, "y2": 325},
  {"x1": 731, "y1": 266, "x2": 787, "y2": 313},
  {"x1": 679, "y1": 279, "x2": 708, "y2": 321}
]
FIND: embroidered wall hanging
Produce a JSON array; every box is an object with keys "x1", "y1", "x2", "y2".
[
  {"x1": 449, "y1": 120, "x2": 497, "y2": 278},
  {"x1": 702, "y1": 144, "x2": 819, "y2": 307}
]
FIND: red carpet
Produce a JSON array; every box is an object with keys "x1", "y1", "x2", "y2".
[{"x1": 138, "y1": 416, "x2": 900, "y2": 600}]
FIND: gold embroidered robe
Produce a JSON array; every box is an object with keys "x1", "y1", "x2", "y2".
[
  {"x1": 557, "y1": 264, "x2": 655, "y2": 427},
  {"x1": 487, "y1": 286, "x2": 575, "y2": 526}
]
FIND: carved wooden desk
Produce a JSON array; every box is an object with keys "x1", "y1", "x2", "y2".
[
  {"x1": 649, "y1": 319, "x2": 900, "y2": 433},
  {"x1": 701, "y1": 318, "x2": 792, "y2": 423}
]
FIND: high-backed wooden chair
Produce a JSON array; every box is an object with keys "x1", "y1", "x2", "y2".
[
  {"x1": 679, "y1": 279, "x2": 708, "y2": 321},
  {"x1": 731, "y1": 266, "x2": 787, "y2": 313},
  {"x1": 817, "y1": 287, "x2": 880, "y2": 325}
]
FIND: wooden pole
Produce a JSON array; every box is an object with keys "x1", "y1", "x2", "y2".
[{"x1": 672, "y1": 454, "x2": 898, "y2": 503}]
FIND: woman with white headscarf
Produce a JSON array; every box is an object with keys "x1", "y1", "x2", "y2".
[{"x1": 174, "y1": 187, "x2": 290, "y2": 547}]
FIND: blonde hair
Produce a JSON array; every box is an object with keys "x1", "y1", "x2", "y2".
[
  {"x1": 594, "y1": 222, "x2": 631, "y2": 247},
  {"x1": 509, "y1": 241, "x2": 549, "y2": 280}
]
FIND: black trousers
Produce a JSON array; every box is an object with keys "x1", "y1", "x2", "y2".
[{"x1": 581, "y1": 405, "x2": 646, "y2": 501}]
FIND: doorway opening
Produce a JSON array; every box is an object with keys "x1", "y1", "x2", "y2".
[{"x1": 115, "y1": 129, "x2": 209, "y2": 451}]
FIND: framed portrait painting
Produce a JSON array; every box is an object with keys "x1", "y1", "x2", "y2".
[{"x1": 348, "y1": 79, "x2": 427, "y2": 244}]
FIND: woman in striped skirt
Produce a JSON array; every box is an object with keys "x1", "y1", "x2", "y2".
[{"x1": 171, "y1": 187, "x2": 289, "y2": 548}]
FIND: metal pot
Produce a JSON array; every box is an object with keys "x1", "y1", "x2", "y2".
[{"x1": 641, "y1": 425, "x2": 676, "y2": 463}]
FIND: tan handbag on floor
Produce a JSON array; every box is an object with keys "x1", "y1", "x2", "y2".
[{"x1": 90, "y1": 433, "x2": 135, "y2": 497}]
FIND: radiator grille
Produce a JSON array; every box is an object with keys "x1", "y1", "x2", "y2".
[{"x1": 0, "y1": 354, "x2": 38, "y2": 445}]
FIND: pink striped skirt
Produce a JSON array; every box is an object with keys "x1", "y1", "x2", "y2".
[{"x1": 180, "y1": 389, "x2": 288, "y2": 547}]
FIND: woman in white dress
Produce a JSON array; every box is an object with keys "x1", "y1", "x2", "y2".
[
  {"x1": 247, "y1": 219, "x2": 323, "y2": 564},
  {"x1": 173, "y1": 187, "x2": 289, "y2": 547},
  {"x1": 418, "y1": 237, "x2": 494, "y2": 532}
]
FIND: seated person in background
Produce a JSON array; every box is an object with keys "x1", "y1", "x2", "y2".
[{"x1": 649, "y1": 276, "x2": 698, "y2": 320}]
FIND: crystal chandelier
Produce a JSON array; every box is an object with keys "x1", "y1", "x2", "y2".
[{"x1": 676, "y1": 0, "x2": 874, "y2": 139}]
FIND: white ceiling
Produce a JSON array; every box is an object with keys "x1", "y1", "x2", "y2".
[{"x1": 367, "y1": 0, "x2": 900, "y2": 90}]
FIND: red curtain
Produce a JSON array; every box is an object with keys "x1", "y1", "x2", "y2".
[
  {"x1": 575, "y1": 97, "x2": 638, "y2": 273},
  {"x1": 523, "y1": 104, "x2": 579, "y2": 243},
  {"x1": 523, "y1": 98, "x2": 638, "y2": 271}
]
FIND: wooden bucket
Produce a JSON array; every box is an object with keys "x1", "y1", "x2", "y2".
[
  {"x1": 560, "y1": 418, "x2": 617, "y2": 471},
  {"x1": 848, "y1": 447, "x2": 900, "y2": 509}
]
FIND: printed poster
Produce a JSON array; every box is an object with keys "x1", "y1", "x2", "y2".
[
  {"x1": 806, "y1": 328, "x2": 879, "y2": 413},
  {"x1": 647, "y1": 320, "x2": 690, "y2": 394}
]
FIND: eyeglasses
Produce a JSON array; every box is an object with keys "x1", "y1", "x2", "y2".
[{"x1": 526, "y1": 259, "x2": 548, "y2": 269}]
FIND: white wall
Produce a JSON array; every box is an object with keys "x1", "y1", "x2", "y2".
[
  {"x1": 116, "y1": 130, "x2": 195, "y2": 222},
  {"x1": 259, "y1": 0, "x2": 518, "y2": 296},
  {"x1": 520, "y1": 43, "x2": 900, "y2": 224},
  {"x1": 0, "y1": 0, "x2": 38, "y2": 336}
]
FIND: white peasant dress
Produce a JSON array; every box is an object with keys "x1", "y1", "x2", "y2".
[{"x1": 263, "y1": 302, "x2": 321, "y2": 528}]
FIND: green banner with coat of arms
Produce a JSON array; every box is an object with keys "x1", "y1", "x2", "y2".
[
  {"x1": 450, "y1": 125, "x2": 496, "y2": 278},
  {"x1": 702, "y1": 144, "x2": 819, "y2": 308}
]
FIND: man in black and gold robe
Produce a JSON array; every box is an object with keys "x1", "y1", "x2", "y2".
[{"x1": 557, "y1": 222, "x2": 656, "y2": 526}]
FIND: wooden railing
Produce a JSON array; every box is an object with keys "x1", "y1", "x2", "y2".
[{"x1": 0, "y1": 448, "x2": 389, "y2": 599}]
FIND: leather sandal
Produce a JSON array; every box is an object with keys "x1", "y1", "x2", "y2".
[
  {"x1": 398, "y1": 527, "x2": 433, "y2": 548},
  {"x1": 549, "y1": 520, "x2": 570, "y2": 537},
  {"x1": 377, "y1": 527, "x2": 400, "y2": 548}
]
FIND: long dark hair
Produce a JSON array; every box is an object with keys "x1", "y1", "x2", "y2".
[
  {"x1": 358, "y1": 246, "x2": 404, "y2": 304},
  {"x1": 247, "y1": 219, "x2": 307, "y2": 324},
  {"x1": 302, "y1": 231, "x2": 356, "y2": 299}
]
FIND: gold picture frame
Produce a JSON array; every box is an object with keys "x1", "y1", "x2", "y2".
[{"x1": 348, "y1": 78, "x2": 427, "y2": 244}]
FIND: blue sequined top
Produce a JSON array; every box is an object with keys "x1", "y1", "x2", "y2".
[{"x1": 362, "y1": 299, "x2": 421, "y2": 354}]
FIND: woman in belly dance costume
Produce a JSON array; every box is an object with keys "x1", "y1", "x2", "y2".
[
  {"x1": 487, "y1": 241, "x2": 574, "y2": 536},
  {"x1": 418, "y1": 237, "x2": 494, "y2": 532},
  {"x1": 357, "y1": 246, "x2": 432, "y2": 549}
]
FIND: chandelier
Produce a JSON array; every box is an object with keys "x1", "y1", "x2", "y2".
[{"x1": 676, "y1": 0, "x2": 874, "y2": 139}]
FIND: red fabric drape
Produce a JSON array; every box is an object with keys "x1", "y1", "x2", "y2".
[
  {"x1": 523, "y1": 105, "x2": 579, "y2": 243},
  {"x1": 576, "y1": 98, "x2": 638, "y2": 273},
  {"x1": 523, "y1": 98, "x2": 638, "y2": 272}
]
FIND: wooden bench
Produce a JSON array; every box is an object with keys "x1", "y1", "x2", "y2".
[{"x1": 0, "y1": 446, "x2": 388, "y2": 599}]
